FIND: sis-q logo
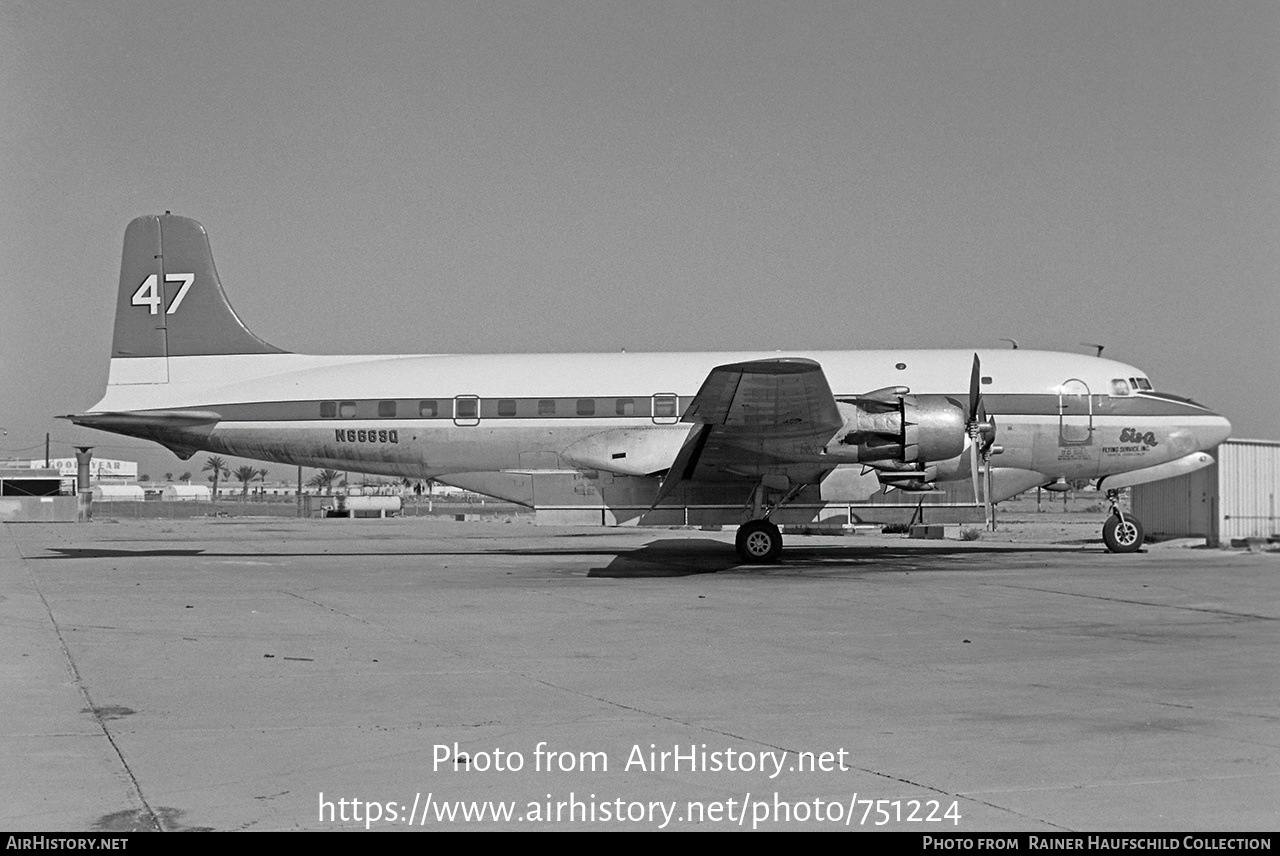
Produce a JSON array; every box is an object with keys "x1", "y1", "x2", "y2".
[{"x1": 1118, "y1": 428, "x2": 1158, "y2": 447}]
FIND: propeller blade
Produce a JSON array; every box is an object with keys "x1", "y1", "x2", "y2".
[
  {"x1": 967, "y1": 353, "x2": 995, "y2": 528},
  {"x1": 970, "y1": 434, "x2": 981, "y2": 505},
  {"x1": 984, "y1": 453, "x2": 995, "y2": 530},
  {"x1": 968, "y1": 353, "x2": 982, "y2": 425}
]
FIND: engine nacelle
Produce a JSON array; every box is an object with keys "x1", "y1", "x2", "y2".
[{"x1": 827, "y1": 392, "x2": 967, "y2": 466}]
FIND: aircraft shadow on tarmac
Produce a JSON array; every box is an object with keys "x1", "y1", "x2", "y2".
[
  {"x1": 37, "y1": 540, "x2": 1088, "y2": 578},
  {"x1": 587, "y1": 539, "x2": 736, "y2": 577},
  {"x1": 41, "y1": 548, "x2": 207, "y2": 559},
  {"x1": 589, "y1": 539, "x2": 1087, "y2": 578}
]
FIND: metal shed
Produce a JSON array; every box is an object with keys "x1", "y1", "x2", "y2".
[
  {"x1": 161, "y1": 484, "x2": 212, "y2": 501},
  {"x1": 0, "y1": 467, "x2": 76, "y2": 521},
  {"x1": 1131, "y1": 438, "x2": 1280, "y2": 544}
]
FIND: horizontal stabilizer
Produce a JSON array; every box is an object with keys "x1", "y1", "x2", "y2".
[{"x1": 63, "y1": 410, "x2": 223, "y2": 430}]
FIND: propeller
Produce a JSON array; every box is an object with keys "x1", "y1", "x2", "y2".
[{"x1": 967, "y1": 354, "x2": 997, "y2": 529}]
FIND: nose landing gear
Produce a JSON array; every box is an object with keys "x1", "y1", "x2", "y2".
[{"x1": 1102, "y1": 489, "x2": 1145, "y2": 553}]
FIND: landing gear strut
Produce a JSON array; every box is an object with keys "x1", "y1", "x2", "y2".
[{"x1": 1101, "y1": 489, "x2": 1144, "y2": 553}]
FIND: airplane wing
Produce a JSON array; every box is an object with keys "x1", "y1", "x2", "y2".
[{"x1": 655, "y1": 358, "x2": 844, "y2": 503}]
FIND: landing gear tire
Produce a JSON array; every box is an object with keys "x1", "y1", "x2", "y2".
[
  {"x1": 1103, "y1": 513, "x2": 1145, "y2": 553},
  {"x1": 736, "y1": 520, "x2": 784, "y2": 564}
]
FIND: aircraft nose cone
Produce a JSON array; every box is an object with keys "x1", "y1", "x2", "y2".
[{"x1": 1198, "y1": 414, "x2": 1232, "y2": 450}]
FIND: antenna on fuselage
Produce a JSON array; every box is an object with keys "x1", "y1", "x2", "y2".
[
  {"x1": 1080, "y1": 342, "x2": 1105, "y2": 357},
  {"x1": 999, "y1": 338, "x2": 1018, "y2": 350}
]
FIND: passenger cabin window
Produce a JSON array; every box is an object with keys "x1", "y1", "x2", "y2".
[
  {"x1": 1110, "y1": 379, "x2": 1130, "y2": 396},
  {"x1": 455, "y1": 397, "x2": 479, "y2": 420},
  {"x1": 320, "y1": 401, "x2": 337, "y2": 418},
  {"x1": 538, "y1": 399, "x2": 556, "y2": 417},
  {"x1": 378, "y1": 400, "x2": 397, "y2": 418},
  {"x1": 616, "y1": 398, "x2": 635, "y2": 416},
  {"x1": 419, "y1": 400, "x2": 438, "y2": 417},
  {"x1": 339, "y1": 401, "x2": 357, "y2": 418},
  {"x1": 653, "y1": 394, "x2": 679, "y2": 424},
  {"x1": 497, "y1": 399, "x2": 517, "y2": 417},
  {"x1": 576, "y1": 398, "x2": 596, "y2": 417}
]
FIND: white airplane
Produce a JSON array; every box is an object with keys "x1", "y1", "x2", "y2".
[{"x1": 68, "y1": 214, "x2": 1231, "y2": 563}]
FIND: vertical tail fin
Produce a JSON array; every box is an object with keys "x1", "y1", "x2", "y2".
[{"x1": 112, "y1": 214, "x2": 288, "y2": 359}]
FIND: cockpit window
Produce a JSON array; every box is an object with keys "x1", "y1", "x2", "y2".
[
  {"x1": 1110, "y1": 379, "x2": 1130, "y2": 396},
  {"x1": 1128, "y1": 376, "x2": 1153, "y2": 391}
]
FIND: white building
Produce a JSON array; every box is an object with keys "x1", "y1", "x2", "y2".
[
  {"x1": 1131, "y1": 438, "x2": 1280, "y2": 544},
  {"x1": 162, "y1": 485, "x2": 212, "y2": 501},
  {"x1": 92, "y1": 484, "x2": 146, "y2": 502}
]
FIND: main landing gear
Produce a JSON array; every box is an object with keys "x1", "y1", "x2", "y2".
[
  {"x1": 735, "y1": 519, "x2": 784, "y2": 564},
  {"x1": 1101, "y1": 489, "x2": 1145, "y2": 553},
  {"x1": 734, "y1": 479, "x2": 806, "y2": 564}
]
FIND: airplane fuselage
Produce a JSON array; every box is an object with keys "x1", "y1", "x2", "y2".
[{"x1": 85, "y1": 347, "x2": 1229, "y2": 519}]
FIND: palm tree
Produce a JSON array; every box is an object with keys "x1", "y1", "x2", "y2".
[
  {"x1": 234, "y1": 465, "x2": 258, "y2": 500},
  {"x1": 256, "y1": 468, "x2": 270, "y2": 500},
  {"x1": 202, "y1": 456, "x2": 229, "y2": 501},
  {"x1": 308, "y1": 469, "x2": 339, "y2": 494},
  {"x1": 180, "y1": 471, "x2": 191, "y2": 484}
]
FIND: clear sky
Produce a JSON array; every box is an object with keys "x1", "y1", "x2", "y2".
[{"x1": 1, "y1": 1, "x2": 1277, "y2": 479}]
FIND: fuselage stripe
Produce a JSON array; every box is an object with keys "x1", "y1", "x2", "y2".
[{"x1": 125, "y1": 392, "x2": 1215, "y2": 423}]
